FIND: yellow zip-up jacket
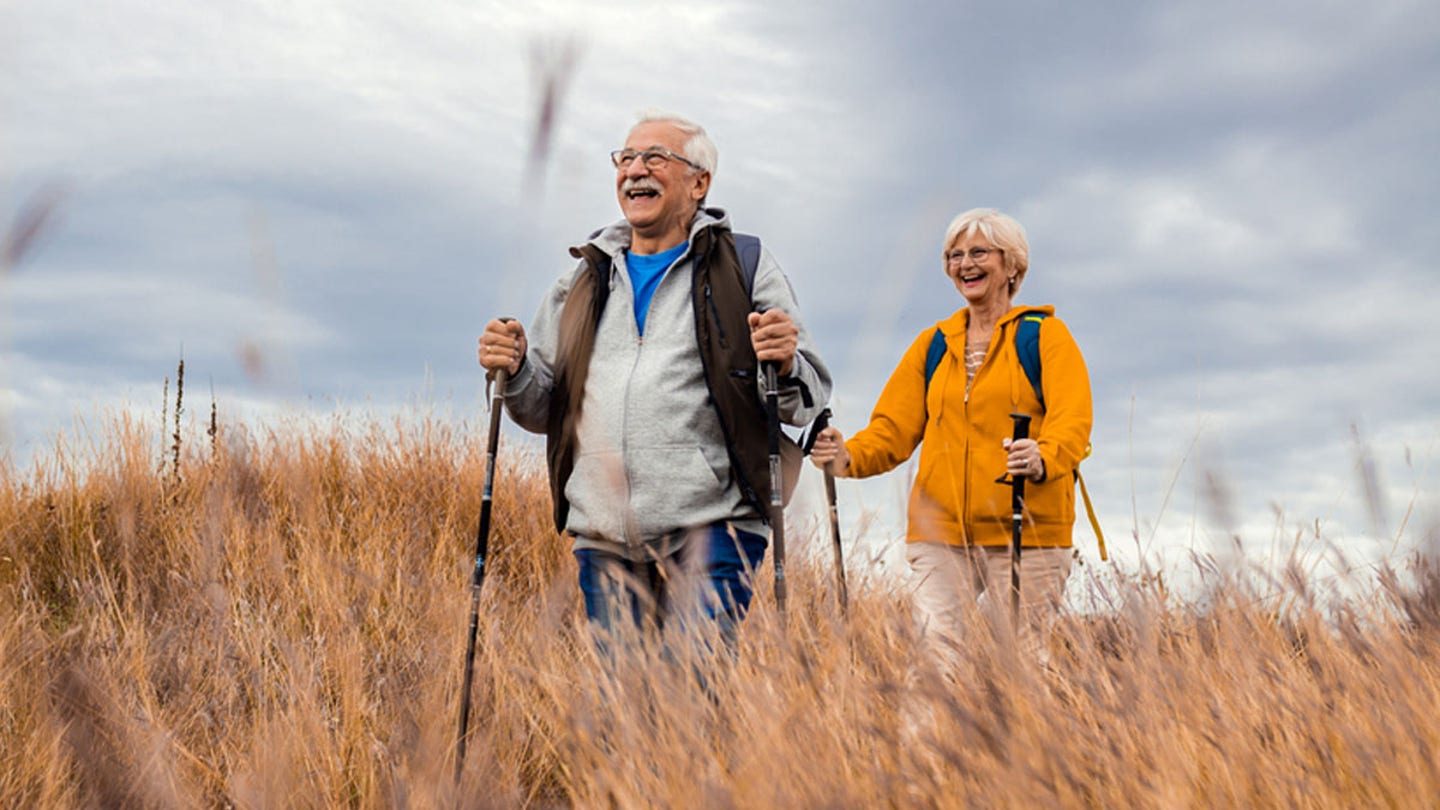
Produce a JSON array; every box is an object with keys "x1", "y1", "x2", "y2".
[{"x1": 846, "y1": 306, "x2": 1092, "y2": 548}]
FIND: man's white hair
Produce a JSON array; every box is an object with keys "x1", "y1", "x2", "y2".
[{"x1": 630, "y1": 109, "x2": 718, "y2": 175}]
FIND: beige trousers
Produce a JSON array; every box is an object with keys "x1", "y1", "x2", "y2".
[{"x1": 905, "y1": 542, "x2": 1072, "y2": 661}]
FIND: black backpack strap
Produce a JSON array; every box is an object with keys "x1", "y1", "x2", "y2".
[{"x1": 589, "y1": 254, "x2": 613, "y2": 315}]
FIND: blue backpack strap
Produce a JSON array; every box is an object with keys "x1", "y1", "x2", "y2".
[
  {"x1": 1015, "y1": 312, "x2": 1047, "y2": 408},
  {"x1": 923, "y1": 327, "x2": 947, "y2": 391},
  {"x1": 733, "y1": 232, "x2": 761, "y2": 295}
]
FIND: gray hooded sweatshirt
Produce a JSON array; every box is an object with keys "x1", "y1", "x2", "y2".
[{"x1": 502, "y1": 207, "x2": 832, "y2": 561}]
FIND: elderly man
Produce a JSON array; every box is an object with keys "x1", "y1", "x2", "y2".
[{"x1": 477, "y1": 111, "x2": 831, "y2": 645}]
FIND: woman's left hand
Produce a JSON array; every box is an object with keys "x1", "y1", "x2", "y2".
[
  {"x1": 809, "y1": 426, "x2": 851, "y2": 477},
  {"x1": 1003, "y1": 437, "x2": 1046, "y2": 483}
]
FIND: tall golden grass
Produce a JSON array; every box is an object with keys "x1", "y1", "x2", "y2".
[{"x1": 3, "y1": 404, "x2": 1439, "y2": 808}]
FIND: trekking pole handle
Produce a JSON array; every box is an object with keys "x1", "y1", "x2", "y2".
[
  {"x1": 484, "y1": 316, "x2": 518, "y2": 393},
  {"x1": 996, "y1": 413, "x2": 1034, "y2": 485},
  {"x1": 802, "y1": 408, "x2": 831, "y2": 454},
  {"x1": 1010, "y1": 412, "x2": 1032, "y2": 444}
]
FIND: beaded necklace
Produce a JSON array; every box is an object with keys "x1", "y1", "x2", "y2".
[{"x1": 964, "y1": 336, "x2": 987, "y2": 390}]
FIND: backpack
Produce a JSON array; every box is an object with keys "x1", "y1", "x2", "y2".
[{"x1": 923, "y1": 313, "x2": 1108, "y2": 560}]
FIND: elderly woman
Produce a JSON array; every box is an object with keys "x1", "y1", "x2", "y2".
[{"x1": 810, "y1": 207, "x2": 1092, "y2": 655}]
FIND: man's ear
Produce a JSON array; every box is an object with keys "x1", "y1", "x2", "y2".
[{"x1": 689, "y1": 171, "x2": 711, "y2": 202}]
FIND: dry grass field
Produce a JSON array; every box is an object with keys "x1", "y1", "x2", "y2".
[{"x1": 3, "y1": 404, "x2": 1439, "y2": 808}]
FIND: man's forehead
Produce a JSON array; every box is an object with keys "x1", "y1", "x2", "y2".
[{"x1": 625, "y1": 121, "x2": 684, "y2": 146}]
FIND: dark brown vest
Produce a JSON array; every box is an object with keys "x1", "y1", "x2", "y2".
[{"x1": 544, "y1": 226, "x2": 800, "y2": 534}]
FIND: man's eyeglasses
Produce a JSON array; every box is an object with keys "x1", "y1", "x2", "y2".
[
  {"x1": 945, "y1": 247, "x2": 1000, "y2": 265},
  {"x1": 610, "y1": 148, "x2": 703, "y2": 172}
]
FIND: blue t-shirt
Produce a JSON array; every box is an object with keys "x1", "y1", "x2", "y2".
[{"x1": 625, "y1": 241, "x2": 688, "y2": 335}]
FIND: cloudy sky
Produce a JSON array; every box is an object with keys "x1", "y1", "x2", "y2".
[{"x1": 3, "y1": 0, "x2": 1437, "y2": 585}]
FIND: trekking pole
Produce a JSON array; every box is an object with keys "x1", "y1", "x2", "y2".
[
  {"x1": 762, "y1": 361, "x2": 787, "y2": 620},
  {"x1": 803, "y1": 408, "x2": 847, "y2": 616},
  {"x1": 455, "y1": 351, "x2": 510, "y2": 786},
  {"x1": 1004, "y1": 413, "x2": 1032, "y2": 629}
]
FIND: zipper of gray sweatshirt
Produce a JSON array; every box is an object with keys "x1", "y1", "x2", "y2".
[
  {"x1": 614, "y1": 257, "x2": 643, "y2": 552},
  {"x1": 621, "y1": 328, "x2": 645, "y2": 551}
]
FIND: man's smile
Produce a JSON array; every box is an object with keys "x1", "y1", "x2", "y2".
[{"x1": 622, "y1": 179, "x2": 661, "y2": 200}]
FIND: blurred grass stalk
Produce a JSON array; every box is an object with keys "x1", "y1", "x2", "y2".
[{"x1": 0, "y1": 183, "x2": 66, "y2": 449}]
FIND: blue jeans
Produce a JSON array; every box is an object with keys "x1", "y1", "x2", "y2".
[{"x1": 574, "y1": 523, "x2": 768, "y2": 646}]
